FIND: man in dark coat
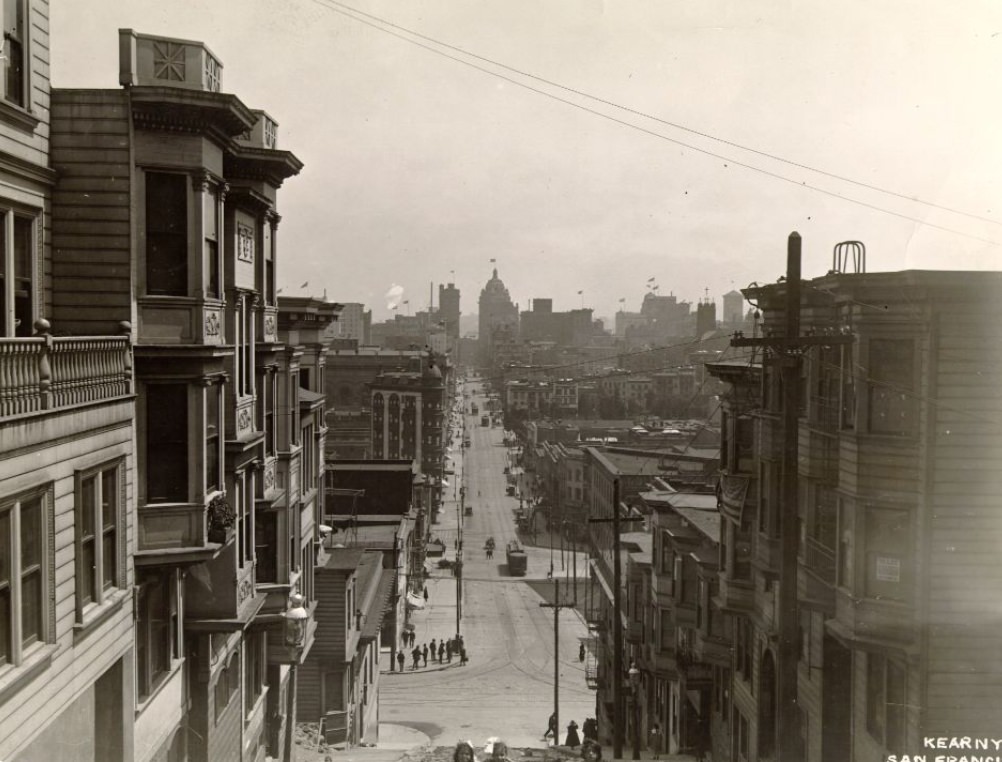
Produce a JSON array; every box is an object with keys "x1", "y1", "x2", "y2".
[
  {"x1": 396, "y1": 650, "x2": 404, "y2": 672},
  {"x1": 411, "y1": 647, "x2": 421, "y2": 669},
  {"x1": 422, "y1": 644, "x2": 429, "y2": 666}
]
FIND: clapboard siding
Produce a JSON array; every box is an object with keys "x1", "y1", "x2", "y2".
[
  {"x1": 50, "y1": 89, "x2": 132, "y2": 335},
  {"x1": 920, "y1": 289, "x2": 1002, "y2": 737}
]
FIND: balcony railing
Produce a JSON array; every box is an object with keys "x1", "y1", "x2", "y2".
[{"x1": 0, "y1": 321, "x2": 132, "y2": 418}]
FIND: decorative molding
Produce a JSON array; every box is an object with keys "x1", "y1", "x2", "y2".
[
  {"x1": 263, "y1": 315, "x2": 276, "y2": 337},
  {"x1": 204, "y1": 310, "x2": 221, "y2": 337},
  {"x1": 238, "y1": 407, "x2": 252, "y2": 432},
  {"x1": 238, "y1": 578, "x2": 253, "y2": 604},
  {"x1": 237, "y1": 223, "x2": 255, "y2": 263}
]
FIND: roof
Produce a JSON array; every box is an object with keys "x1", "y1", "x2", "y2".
[
  {"x1": 360, "y1": 571, "x2": 395, "y2": 642},
  {"x1": 321, "y1": 547, "x2": 366, "y2": 571},
  {"x1": 642, "y1": 491, "x2": 718, "y2": 511},
  {"x1": 675, "y1": 506, "x2": 721, "y2": 542}
]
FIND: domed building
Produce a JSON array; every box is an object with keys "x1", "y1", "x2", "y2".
[{"x1": 477, "y1": 268, "x2": 519, "y2": 368}]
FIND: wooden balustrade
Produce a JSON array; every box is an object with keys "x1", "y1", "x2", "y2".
[{"x1": 0, "y1": 319, "x2": 133, "y2": 418}]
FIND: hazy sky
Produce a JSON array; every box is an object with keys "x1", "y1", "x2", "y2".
[{"x1": 52, "y1": 1, "x2": 1002, "y2": 322}]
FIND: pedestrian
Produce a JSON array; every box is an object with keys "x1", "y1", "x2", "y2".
[
  {"x1": 566, "y1": 720, "x2": 581, "y2": 748},
  {"x1": 438, "y1": 642, "x2": 445, "y2": 661},
  {"x1": 409, "y1": 630, "x2": 415, "y2": 647},
  {"x1": 460, "y1": 647, "x2": 468, "y2": 665},
  {"x1": 446, "y1": 641, "x2": 453, "y2": 662},
  {"x1": 581, "y1": 739, "x2": 602, "y2": 762},
  {"x1": 648, "y1": 723, "x2": 662, "y2": 761},
  {"x1": 422, "y1": 644, "x2": 429, "y2": 667},
  {"x1": 582, "y1": 718, "x2": 598, "y2": 742},
  {"x1": 430, "y1": 638, "x2": 437, "y2": 661},
  {"x1": 453, "y1": 741, "x2": 476, "y2": 762},
  {"x1": 412, "y1": 647, "x2": 421, "y2": 670},
  {"x1": 396, "y1": 651, "x2": 404, "y2": 672},
  {"x1": 402, "y1": 630, "x2": 409, "y2": 647},
  {"x1": 579, "y1": 643, "x2": 586, "y2": 662},
  {"x1": 423, "y1": 587, "x2": 429, "y2": 603},
  {"x1": 543, "y1": 712, "x2": 557, "y2": 740}
]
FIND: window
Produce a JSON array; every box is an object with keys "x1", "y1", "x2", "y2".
[
  {"x1": 244, "y1": 630, "x2": 265, "y2": 716},
  {"x1": 0, "y1": 487, "x2": 48, "y2": 667},
  {"x1": 214, "y1": 650, "x2": 239, "y2": 724},
  {"x1": 204, "y1": 185, "x2": 220, "y2": 299},
  {"x1": 206, "y1": 383, "x2": 220, "y2": 494},
  {"x1": 290, "y1": 373, "x2": 301, "y2": 445},
  {"x1": 659, "y1": 531, "x2": 671, "y2": 573},
  {"x1": 0, "y1": 212, "x2": 36, "y2": 337},
  {"x1": 2, "y1": 0, "x2": 25, "y2": 106},
  {"x1": 255, "y1": 512, "x2": 277, "y2": 583},
  {"x1": 136, "y1": 571, "x2": 175, "y2": 702},
  {"x1": 866, "y1": 653, "x2": 905, "y2": 752},
  {"x1": 145, "y1": 173, "x2": 188, "y2": 296},
  {"x1": 146, "y1": 384, "x2": 188, "y2": 503},
  {"x1": 76, "y1": 462, "x2": 122, "y2": 615},
  {"x1": 868, "y1": 339, "x2": 915, "y2": 435},
  {"x1": 865, "y1": 508, "x2": 911, "y2": 602},
  {"x1": 263, "y1": 221, "x2": 275, "y2": 305},
  {"x1": 735, "y1": 617, "x2": 752, "y2": 682}
]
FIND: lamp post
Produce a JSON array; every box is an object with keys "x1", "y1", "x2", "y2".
[
  {"x1": 628, "y1": 662, "x2": 641, "y2": 761},
  {"x1": 282, "y1": 594, "x2": 309, "y2": 762}
]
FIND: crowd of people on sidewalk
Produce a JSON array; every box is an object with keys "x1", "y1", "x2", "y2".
[{"x1": 394, "y1": 630, "x2": 468, "y2": 671}]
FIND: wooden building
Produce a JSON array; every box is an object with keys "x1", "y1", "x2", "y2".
[
  {"x1": 300, "y1": 548, "x2": 391, "y2": 745},
  {"x1": 706, "y1": 268, "x2": 1002, "y2": 761},
  {"x1": 0, "y1": 3, "x2": 138, "y2": 759},
  {"x1": 47, "y1": 28, "x2": 323, "y2": 762}
]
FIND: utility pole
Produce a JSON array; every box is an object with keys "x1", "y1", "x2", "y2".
[
  {"x1": 731, "y1": 232, "x2": 853, "y2": 761},
  {"x1": 588, "y1": 480, "x2": 643, "y2": 759},
  {"x1": 540, "y1": 577, "x2": 573, "y2": 747}
]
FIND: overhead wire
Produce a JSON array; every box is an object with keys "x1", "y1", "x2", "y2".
[
  {"x1": 309, "y1": 0, "x2": 1002, "y2": 246},
  {"x1": 315, "y1": 0, "x2": 1000, "y2": 229}
]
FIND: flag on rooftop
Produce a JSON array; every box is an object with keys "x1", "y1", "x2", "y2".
[
  {"x1": 647, "y1": 276, "x2": 656, "y2": 282},
  {"x1": 489, "y1": 258, "x2": 496, "y2": 263},
  {"x1": 577, "y1": 290, "x2": 583, "y2": 295},
  {"x1": 301, "y1": 281, "x2": 309, "y2": 288}
]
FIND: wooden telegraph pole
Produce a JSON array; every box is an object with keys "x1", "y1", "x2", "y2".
[
  {"x1": 540, "y1": 577, "x2": 573, "y2": 747},
  {"x1": 731, "y1": 233, "x2": 853, "y2": 761}
]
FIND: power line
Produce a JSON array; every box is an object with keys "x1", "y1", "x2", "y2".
[
  {"x1": 310, "y1": 0, "x2": 1002, "y2": 246},
  {"x1": 315, "y1": 0, "x2": 1000, "y2": 230}
]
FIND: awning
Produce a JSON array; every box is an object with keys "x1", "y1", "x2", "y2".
[{"x1": 406, "y1": 592, "x2": 426, "y2": 610}]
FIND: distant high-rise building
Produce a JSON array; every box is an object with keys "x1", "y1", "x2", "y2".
[
  {"x1": 438, "y1": 282, "x2": 460, "y2": 339},
  {"x1": 696, "y1": 298, "x2": 717, "y2": 335},
  {"x1": 478, "y1": 268, "x2": 519, "y2": 367},
  {"x1": 722, "y1": 289, "x2": 744, "y2": 324},
  {"x1": 329, "y1": 302, "x2": 371, "y2": 343}
]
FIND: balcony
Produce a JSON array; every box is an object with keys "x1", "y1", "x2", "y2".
[
  {"x1": 137, "y1": 502, "x2": 207, "y2": 550},
  {"x1": 0, "y1": 328, "x2": 132, "y2": 419},
  {"x1": 714, "y1": 573, "x2": 754, "y2": 614},
  {"x1": 829, "y1": 588, "x2": 916, "y2": 649},
  {"x1": 649, "y1": 648, "x2": 678, "y2": 679},
  {"x1": 137, "y1": 296, "x2": 225, "y2": 346},
  {"x1": 753, "y1": 533, "x2": 781, "y2": 577},
  {"x1": 693, "y1": 629, "x2": 732, "y2": 667},
  {"x1": 800, "y1": 540, "x2": 837, "y2": 612},
  {"x1": 800, "y1": 426, "x2": 838, "y2": 484}
]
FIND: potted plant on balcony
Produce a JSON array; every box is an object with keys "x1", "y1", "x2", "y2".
[{"x1": 207, "y1": 495, "x2": 235, "y2": 543}]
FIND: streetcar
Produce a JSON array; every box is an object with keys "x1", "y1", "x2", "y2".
[{"x1": 506, "y1": 541, "x2": 527, "y2": 576}]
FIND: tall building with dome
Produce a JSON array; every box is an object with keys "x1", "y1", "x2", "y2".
[{"x1": 477, "y1": 268, "x2": 519, "y2": 368}]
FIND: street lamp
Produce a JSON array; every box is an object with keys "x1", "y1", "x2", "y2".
[
  {"x1": 628, "y1": 662, "x2": 641, "y2": 761},
  {"x1": 284, "y1": 593, "x2": 308, "y2": 648}
]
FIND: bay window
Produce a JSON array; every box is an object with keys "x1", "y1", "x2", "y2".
[{"x1": 145, "y1": 172, "x2": 188, "y2": 296}]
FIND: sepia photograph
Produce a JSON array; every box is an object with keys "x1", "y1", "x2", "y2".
[{"x1": 0, "y1": 1, "x2": 999, "y2": 760}]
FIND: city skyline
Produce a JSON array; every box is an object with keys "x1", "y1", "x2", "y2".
[{"x1": 51, "y1": 1, "x2": 1002, "y2": 321}]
